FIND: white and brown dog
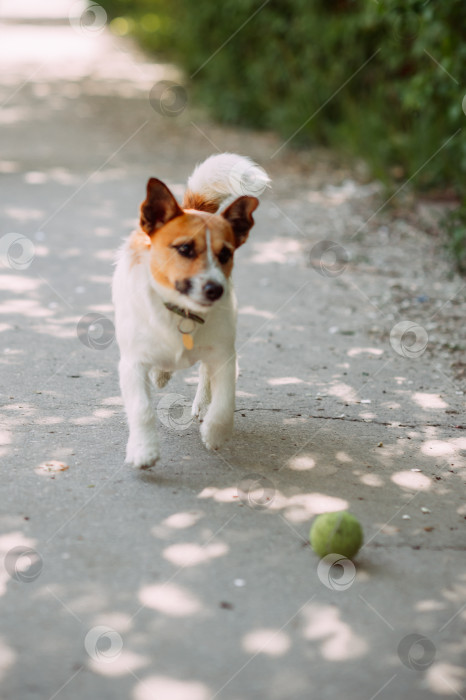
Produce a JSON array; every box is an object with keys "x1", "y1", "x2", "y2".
[{"x1": 112, "y1": 154, "x2": 270, "y2": 468}]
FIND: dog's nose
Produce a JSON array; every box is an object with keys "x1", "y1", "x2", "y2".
[{"x1": 203, "y1": 281, "x2": 224, "y2": 301}]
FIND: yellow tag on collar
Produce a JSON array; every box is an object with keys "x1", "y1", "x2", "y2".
[{"x1": 182, "y1": 333, "x2": 194, "y2": 350}]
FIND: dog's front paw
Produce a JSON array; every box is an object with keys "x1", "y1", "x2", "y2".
[
  {"x1": 126, "y1": 438, "x2": 160, "y2": 469},
  {"x1": 192, "y1": 396, "x2": 210, "y2": 421},
  {"x1": 200, "y1": 418, "x2": 233, "y2": 451}
]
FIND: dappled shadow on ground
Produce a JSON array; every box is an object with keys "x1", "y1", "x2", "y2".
[
  {"x1": 1, "y1": 425, "x2": 465, "y2": 699},
  {"x1": 1, "y1": 154, "x2": 466, "y2": 699},
  {"x1": 2, "y1": 176, "x2": 466, "y2": 698}
]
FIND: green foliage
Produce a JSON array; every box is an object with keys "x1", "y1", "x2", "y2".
[
  {"x1": 98, "y1": 0, "x2": 175, "y2": 53},
  {"x1": 443, "y1": 205, "x2": 466, "y2": 274},
  {"x1": 99, "y1": 0, "x2": 466, "y2": 268}
]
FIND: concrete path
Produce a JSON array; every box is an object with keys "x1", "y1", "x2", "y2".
[{"x1": 0, "y1": 3, "x2": 465, "y2": 699}]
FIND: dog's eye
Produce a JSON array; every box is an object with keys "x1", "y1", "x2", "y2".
[
  {"x1": 218, "y1": 246, "x2": 232, "y2": 265},
  {"x1": 176, "y1": 243, "x2": 196, "y2": 259}
]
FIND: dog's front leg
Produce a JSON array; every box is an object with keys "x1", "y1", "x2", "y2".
[
  {"x1": 200, "y1": 354, "x2": 236, "y2": 451},
  {"x1": 192, "y1": 362, "x2": 211, "y2": 420},
  {"x1": 119, "y1": 359, "x2": 160, "y2": 468}
]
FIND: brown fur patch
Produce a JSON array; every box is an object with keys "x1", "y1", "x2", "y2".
[
  {"x1": 222, "y1": 196, "x2": 258, "y2": 248},
  {"x1": 182, "y1": 190, "x2": 219, "y2": 213},
  {"x1": 149, "y1": 212, "x2": 236, "y2": 290},
  {"x1": 140, "y1": 178, "x2": 183, "y2": 235}
]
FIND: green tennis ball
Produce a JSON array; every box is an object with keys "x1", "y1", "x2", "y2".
[{"x1": 310, "y1": 511, "x2": 363, "y2": 559}]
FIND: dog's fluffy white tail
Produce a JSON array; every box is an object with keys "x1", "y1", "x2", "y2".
[{"x1": 183, "y1": 153, "x2": 270, "y2": 213}]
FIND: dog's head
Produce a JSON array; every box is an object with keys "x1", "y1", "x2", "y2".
[{"x1": 139, "y1": 178, "x2": 258, "y2": 312}]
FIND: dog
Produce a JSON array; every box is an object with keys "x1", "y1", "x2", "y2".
[{"x1": 112, "y1": 153, "x2": 270, "y2": 468}]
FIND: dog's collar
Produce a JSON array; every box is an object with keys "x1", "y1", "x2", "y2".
[{"x1": 164, "y1": 302, "x2": 205, "y2": 325}]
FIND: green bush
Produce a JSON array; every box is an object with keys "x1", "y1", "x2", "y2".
[
  {"x1": 98, "y1": 0, "x2": 175, "y2": 53},
  {"x1": 443, "y1": 205, "x2": 466, "y2": 274},
  {"x1": 99, "y1": 0, "x2": 466, "y2": 266}
]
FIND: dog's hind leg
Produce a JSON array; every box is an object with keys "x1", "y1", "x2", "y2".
[
  {"x1": 154, "y1": 370, "x2": 172, "y2": 388},
  {"x1": 192, "y1": 362, "x2": 211, "y2": 420}
]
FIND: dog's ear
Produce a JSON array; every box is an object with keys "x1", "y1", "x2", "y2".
[
  {"x1": 140, "y1": 178, "x2": 183, "y2": 235},
  {"x1": 221, "y1": 196, "x2": 259, "y2": 248}
]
